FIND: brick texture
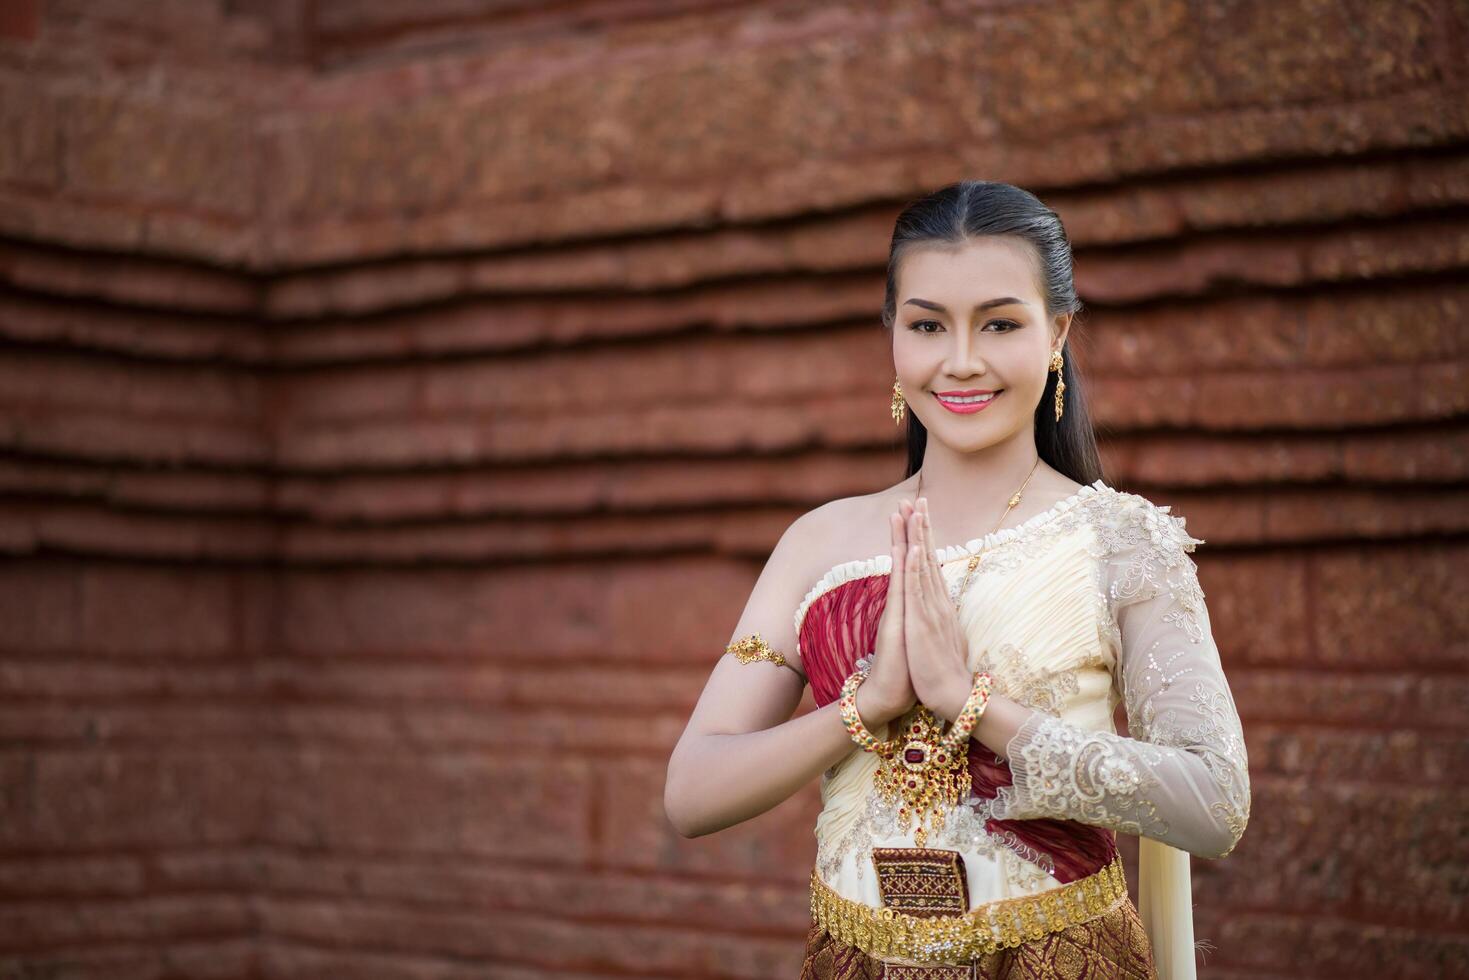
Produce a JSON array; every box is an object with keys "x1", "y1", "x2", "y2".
[{"x1": 0, "y1": 1, "x2": 1465, "y2": 978}]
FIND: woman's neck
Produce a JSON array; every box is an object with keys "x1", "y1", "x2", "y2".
[{"x1": 911, "y1": 431, "x2": 1059, "y2": 540}]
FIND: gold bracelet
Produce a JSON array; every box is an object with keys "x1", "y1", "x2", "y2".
[
  {"x1": 839, "y1": 664, "x2": 899, "y2": 758},
  {"x1": 726, "y1": 633, "x2": 787, "y2": 669},
  {"x1": 937, "y1": 671, "x2": 993, "y2": 757}
]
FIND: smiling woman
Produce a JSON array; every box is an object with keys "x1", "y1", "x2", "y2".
[{"x1": 664, "y1": 181, "x2": 1247, "y2": 980}]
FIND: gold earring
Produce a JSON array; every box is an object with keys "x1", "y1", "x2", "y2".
[
  {"x1": 891, "y1": 378, "x2": 906, "y2": 426},
  {"x1": 1050, "y1": 349, "x2": 1066, "y2": 421}
]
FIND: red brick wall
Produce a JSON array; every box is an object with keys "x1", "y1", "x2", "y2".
[{"x1": 1, "y1": 1, "x2": 1466, "y2": 977}]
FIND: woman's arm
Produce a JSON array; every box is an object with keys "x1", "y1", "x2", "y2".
[
  {"x1": 664, "y1": 507, "x2": 903, "y2": 839},
  {"x1": 970, "y1": 500, "x2": 1251, "y2": 859}
]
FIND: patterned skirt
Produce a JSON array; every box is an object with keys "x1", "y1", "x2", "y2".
[{"x1": 797, "y1": 894, "x2": 1157, "y2": 979}]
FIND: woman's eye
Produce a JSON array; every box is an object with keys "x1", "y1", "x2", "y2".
[{"x1": 908, "y1": 319, "x2": 1020, "y2": 334}]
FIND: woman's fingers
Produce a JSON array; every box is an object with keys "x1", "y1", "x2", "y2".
[
  {"x1": 888, "y1": 510, "x2": 906, "y2": 615},
  {"x1": 917, "y1": 499, "x2": 947, "y2": 599},
  {"x1": 905, "y1": 507, "x2": 923, "y2": 606},
  {"x1": 908, "y1": 504, "x2": 928, "y2": 601},
  {"x1": 889, "y1": 511, "x2": 905, "y2": 582}
]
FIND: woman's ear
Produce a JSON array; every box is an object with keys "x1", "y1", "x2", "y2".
[{"x1": 1052, "y1": 312, "x2": 1073, "y2": 351}]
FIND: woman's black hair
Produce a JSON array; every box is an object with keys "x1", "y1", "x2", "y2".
[{"x1": 881, "y1": 180, "x2": 1106, "y2": 486}]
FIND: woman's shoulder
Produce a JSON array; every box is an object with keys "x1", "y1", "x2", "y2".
[
  {"x1": 769, "y1": 492, "x2": 873, "y2": 576},
  {"x1": 1083, "y1": 482, "x2": 1206, "y2": 557},
  {"x1": 778, "y1": 486, "x2": 900, "y2": 593}
]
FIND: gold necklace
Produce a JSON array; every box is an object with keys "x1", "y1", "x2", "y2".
[
  {"x1": 880, "y1": 457, "x2": 1044, "y2": 847},
  {"x1": 915, "y1": 456, "x2": 1043, "y2": 610}
]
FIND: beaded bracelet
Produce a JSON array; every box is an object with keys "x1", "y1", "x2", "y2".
[
  {"x1": 839, "y1": 662, "x2": 898, "y2": 759},
  {"x1": 937, "y1": 671, "x2": 993, "y2": 757}
]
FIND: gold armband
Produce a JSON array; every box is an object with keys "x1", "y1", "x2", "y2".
[{"x1": 726, "y1": 633, "x2": 788, "y2": 669}]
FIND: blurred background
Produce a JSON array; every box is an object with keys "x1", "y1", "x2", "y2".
[{"x1": 1, "y1": 1, "x2": 1466, "y2": 977}]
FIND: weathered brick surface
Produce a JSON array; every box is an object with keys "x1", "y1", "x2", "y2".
[{"x1": 1, "y1": 2, "x2": 1465, "y2": 978}]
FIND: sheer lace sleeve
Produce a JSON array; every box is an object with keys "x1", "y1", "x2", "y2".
[{"x1": 991, "y1": 496, "x2": 1251, "y2": 859}]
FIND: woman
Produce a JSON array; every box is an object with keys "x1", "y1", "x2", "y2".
[{"x1": 664, "y1": 180, "x2": 1250, "y2": 979}]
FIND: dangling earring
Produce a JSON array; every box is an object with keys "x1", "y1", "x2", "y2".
[
  {"x1": 891, "y1": 377, "x2": 906, "y2": 426},
  {"x1": 1050, "y1": 349, "x2": 1066, "y2": 421}
]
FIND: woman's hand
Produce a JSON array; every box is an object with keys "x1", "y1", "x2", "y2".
[
  {"x1": 855, "y1": 503, "x2": 919, "y2": 728},
  {"x1": 904, "y1": 497, "x2": 980, "y2": 723}
]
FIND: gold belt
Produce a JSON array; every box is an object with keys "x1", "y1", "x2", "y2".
[{"x1": 809, "y1": 855, "x2": 1128, "y2": 964}]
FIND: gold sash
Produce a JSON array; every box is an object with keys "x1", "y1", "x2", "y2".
[{"x1": 809, "y1": 854, "x2": 1128, "y2": 964}]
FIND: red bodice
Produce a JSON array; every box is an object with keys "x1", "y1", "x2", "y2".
[{"x1": 799, "y1": 572, "x2": 1117, "y2": 883}]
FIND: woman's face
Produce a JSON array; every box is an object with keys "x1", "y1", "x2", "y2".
[{"x1": 892, "y1": 236, "x2": 1070, "y2": 454}]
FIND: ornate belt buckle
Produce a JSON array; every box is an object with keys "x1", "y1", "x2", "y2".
[
  {"x1": 880, "y1": 964, "x2": 975, "y2": 979},
  {"x1": 869, "y1": 846, "x2": 970, "y2": 917}
]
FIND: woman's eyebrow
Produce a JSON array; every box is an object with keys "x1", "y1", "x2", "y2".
[{"x1": 903, "y1": 296, "x2": 1027, "y2": 313}]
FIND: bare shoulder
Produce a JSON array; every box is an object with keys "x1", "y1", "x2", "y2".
[{"x1": 790, "y1": 479, "x2": 913, "y2": 580}]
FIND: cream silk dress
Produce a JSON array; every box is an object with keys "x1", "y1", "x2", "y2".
[{"x1": 793, "y1": 479, "x2": 1251, "y2": 978}]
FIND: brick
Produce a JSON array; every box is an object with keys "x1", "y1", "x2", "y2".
[
  {"x1": 1312, "y1": 541, "x2": 1468, "y2": 667},
  {"x1": 1183, "y1": 553, "x2": 1311, "y2": 669},
  {"x1": 273, "y1": 364, "x2": 423, "y2": 422},
  {"x1": 263, "y1": 750, "x2": 592, "y2": 864},
  {"x1": 152, "y1": 850, "x2": 266, "y2": 893},
  {"x1": 0, "y1": 894, "x2": 251, "y2": 948},
  {"x1": 1302, "y1": 284, "x2": 1469, "y2": 365},
  {"x1": 0, "y1": 704, "x2": 261, "y2": 744},
  {"x1": 1122, "y1": 429, "x2": 1469, "y2": 487},
  {"x1": 0, "y1": 561, "x2": 84, "y2": 652},
  {"x1": 598, "y1": 756, "x2": 819, "y2": 882},
  {"x1": 259, "y1": 897, "x2": 803, "y2": 976},
  {"x1": 0, "y1": 749, "x2": 268, "y2": 849},
  {"x1": 264, "y1": 942, "x2": 671, "y2": 980},
  {"x1": 0, "y1": 294, "x2": 265, "y2": 362},
  {"x1": 78, "y1": 565, "x2": 237, "y2": 657},
  {"x1": 1192, "y1": 0, "x2": 1439, "y2": 105},
  {"x1": 0, "y1": 500, "x2": 270, "y2": 562},
  {"x1": 1102, "y1": 363, "x2": 1453, "y2": 430},
  {"x1": 0, "y1": 349, "x2": 263, "y2": 420},
  {"x1": 0, "y1": 947, "x2": 161, "y2": 980},
  {"x1": 1210, "y1": 910, "x2": 1469, "y2": 978},
  {"x1": 1230, "y1": 669, "x2": 1469, "y2": 729},
  {"x1": 0, "y1": 855, "x2": 144, "y2": 897},
  {"x1": 1259, "y1": 486, "x2": 1469, "y2": 542},
  {"x1": 261, "y1": 854, "x2": 805, "y2": 932},
  {"x1": 1086, "y1": 282, "x2": 1469, "y2": 376},
  {"x1": 0, "y1": 0, "x2": 39, "y2": 41},
  {"x1": 1204, "y1": 779, "x2": 1469, "y2": 934},
  {"x1": 0, "y1": 408, "x2": 272, "y2": 468},
  {"x1": 272, "y1": 558, "x2": 755, "y2": 658},
  {"x1": 0, "y1": 77, "x2": 60, "y2": 186},
  {"x1": 0, "y1": 244, "x2": 257, "y2": 316},
  {"x1": 1307, "y1": 215, "x2": 1469, "y2": 282},
  {"x1": 0, "y1": 660, "x2": 258, "y2": 700},
  {"x1": 1247, "y1": 724, "x2": 1467, "y2": 783},
  {"x1": 61, "y1": 90, "x2": 258, "y2": 217}
]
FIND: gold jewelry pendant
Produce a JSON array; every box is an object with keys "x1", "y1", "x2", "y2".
[
  {"x1": 1050, "y1": 349, "x2": 1066, "y2": 421},
  {"x1": 891, "y1": 377, "x2": 906, "y2": 426},
  {"x1": 873, "y1": 706, "x2": 969, "y2": 848}
]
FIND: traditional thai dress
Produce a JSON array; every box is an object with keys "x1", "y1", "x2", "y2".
[{"x1": 794, "y1": 479, "x2": 1250, "y2": 979}]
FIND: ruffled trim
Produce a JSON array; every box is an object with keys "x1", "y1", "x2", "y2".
[
  {"x1": 792, "y1": 553, "x2": 891, "y2": 643},
  {"x1": 793, "y1": 478, "x2": 1111, "y2": 640}
]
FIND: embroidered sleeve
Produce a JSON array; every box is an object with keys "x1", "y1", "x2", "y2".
[{"x1": 991, "y1": 498, "x2": 1251, "y2": 858}]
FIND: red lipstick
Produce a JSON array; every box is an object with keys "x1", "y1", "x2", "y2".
[{"x1": 933, "y1": 389, "x2": 1003, "y2": 414}]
